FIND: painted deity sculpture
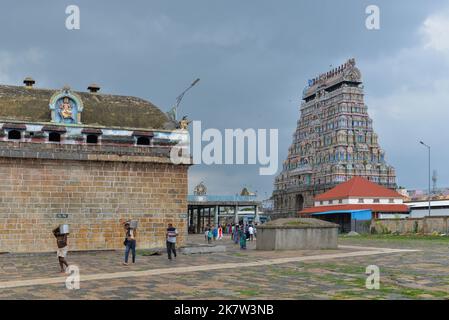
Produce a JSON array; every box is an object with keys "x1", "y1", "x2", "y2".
[{"x1": 58, "y1": 97, "x2": 74, "y2": 122}]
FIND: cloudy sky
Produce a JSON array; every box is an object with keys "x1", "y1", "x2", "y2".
[{"x1": 1, "y1": 0, "x2": 449, "y2": 198}]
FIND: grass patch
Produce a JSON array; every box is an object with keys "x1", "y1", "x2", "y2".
[
  {"x1": 332, "y1": 289, "x2": 372, "y2": 300},
  {"x1": 232, "y1": 252, "x2": 247, "y2": 257},
  {"x1": 331, "y1": 284, "x2": 449, "y2": 300},
  {"x1": 269, "y1": 266, "x2": 309, "y2": 277},
  {"x1": 304, "y1": 262, "x2": 366, "y2": 275},
  {"x1": 340, "y1": 234, "x2": 449, "y2": 241},
  {"x1": 315, "y1": 273, "x2": 366, "y2": 288},
  {"x1": 238, "y1": 289, "x2": 260, "y2": 297},
  {"x1": 377, "y1": 285, "x2": 449, "y2": 299}
]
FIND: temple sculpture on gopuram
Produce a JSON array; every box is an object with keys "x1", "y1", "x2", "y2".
[{"x1": 272, "y1": 58, "x2": 397, "y2": 216}]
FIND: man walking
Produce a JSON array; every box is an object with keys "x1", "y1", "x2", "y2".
[
  {"x1": 123, "y1": 222, "x2": 137, "y2": 266},
  {"x1": 52, "y1": 226, "x2": 69, "y2": 273},
  {"x1": 166, "y1": 223, "x2": 178, "y2": 260}
]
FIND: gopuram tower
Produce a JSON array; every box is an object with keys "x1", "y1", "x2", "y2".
[{"x1": 272, "y1": 58, "x2": 396, "y2": 216}]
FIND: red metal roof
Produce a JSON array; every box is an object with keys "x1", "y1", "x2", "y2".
[
  {"x1": 314, "y1": 176, "x2": 402, "y2": 201},
  {"x1": 300, "y1": 204, "x2": 410, "y2": 214}
]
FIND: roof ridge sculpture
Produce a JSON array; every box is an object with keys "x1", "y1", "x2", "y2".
[{"x1": 309, "y1": 58, "x2": 356, "y2": 86}]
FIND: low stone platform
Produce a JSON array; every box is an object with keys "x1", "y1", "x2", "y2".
[
  {"x1": 180, "y1": 244, "x2": 227, "y2": 255},
  {"x1": 256, "y1": 218, "x2": 339, "y2": 250}
]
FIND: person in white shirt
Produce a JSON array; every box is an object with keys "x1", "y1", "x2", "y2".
[
  {"x1": 248, "y1": 225, "x2": 254, "y2": 241},
  {"x1": 166, "y1": 223, "x2": 179, "y2": 260}
]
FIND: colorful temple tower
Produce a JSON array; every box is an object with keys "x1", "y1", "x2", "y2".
[{"x1": 272, "y1": 58, "x2": 396, "y2": 215}]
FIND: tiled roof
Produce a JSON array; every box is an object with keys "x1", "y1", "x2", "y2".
[
  {"x1": 314, "y1": 176, "x2": 402, "y2": 201},
  {"x1": 300, "y1": 204, "x2": 410, "y2": 214}
]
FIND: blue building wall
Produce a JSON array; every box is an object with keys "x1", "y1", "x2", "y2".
[{"x1": 312, "y1": 209, "x2": 372, "y2": 233}]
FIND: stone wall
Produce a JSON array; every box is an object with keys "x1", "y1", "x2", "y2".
[
  {"x1": 257, "y1": 227, "x2": 338, "y2": 250},
  {"x1": 0, "y1": 157, "x2": 188, "y2": 253},
  {"x1": 272, "y1": 188, "x2": 316, "y2": 216},
  {"x1": 371, "y1": 216, "x2": 449, "y2": 234},
  {"x1": 256, "y1": 218, "x2": 339, "y2": 250}
]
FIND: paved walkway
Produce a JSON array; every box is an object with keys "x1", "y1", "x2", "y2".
[
  {"x1": 0, "y1": 245, "x2": 417, "y2": 289},
  {"x1": 0, "y1": 234, "x2": 447, "y2": 299}
]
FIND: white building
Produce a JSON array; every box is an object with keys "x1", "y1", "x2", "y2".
[{"x1": 406, "y1": 200, "x2": 449, "y2": 218}]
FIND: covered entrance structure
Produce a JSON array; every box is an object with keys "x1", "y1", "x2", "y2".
[{"x1": 187, "y1": 195, "x2": 261, "y2": 234}]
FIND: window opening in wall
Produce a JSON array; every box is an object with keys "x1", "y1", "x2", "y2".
[
  {"x1": 48, "y1": 132, "x2": 61, "y2": 142},
  {"x1": 86, "y1": 134, "x2": 98, "y2": 144},
  {"x1": 136, "y1": 136, "x2": 150, "y2": 146},
  {"x1": 8, "y1": 130, "x2": 21, "y2": 140}
]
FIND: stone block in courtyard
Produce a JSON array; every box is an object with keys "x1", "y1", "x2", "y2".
[{"x1": 256, "y1": 218, "x2": 339, "y2": 250}]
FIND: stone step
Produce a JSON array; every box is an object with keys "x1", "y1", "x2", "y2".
[{"x1": 180, "y1": 245, "x2": 226, "y2": 255}]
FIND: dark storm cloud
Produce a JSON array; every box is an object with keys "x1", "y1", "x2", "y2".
[{"x1": 0, "y1": 0, "x2": 448, "y2": 197}]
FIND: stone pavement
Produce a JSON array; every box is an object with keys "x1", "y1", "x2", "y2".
[{"x1": 0, "y1": 234, "x2": 448, "y2": 299}]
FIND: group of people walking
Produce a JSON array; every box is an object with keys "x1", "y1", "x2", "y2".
[
  {"x1": 122, "y1": 221, "x2": 179, "y2": 264},
  {"x1": 52, "y1": 221, "x2": 180, "y2": 272},
  {"x1": 231, "y1": 223, "x2": 257, "y2": 250},
  {"x1": 53, "y1": 220, "x2": 259, "y2": 273},
  {"x1": 203, "y1": 224, "x2": 224, "y2": 243},
  {"x1": 203, "y1": 222, "x2": 257, "y2": 250}
]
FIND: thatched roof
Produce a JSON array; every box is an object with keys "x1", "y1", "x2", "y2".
[{"x1": 0, "y1": 85, "x2": 174, "y2": 130}]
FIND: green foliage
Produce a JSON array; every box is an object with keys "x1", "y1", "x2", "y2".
[
  {"x1": 375, "y1": 221, "x2": 391, "y2": 234},
  {"x1": 362, "y1": 221, "x2": 371, "y2": 228},
  {"x1": 341, "y1": 233, "x2": 449, "y2": 241},
  {"x1": 238, "y1": 289, "x2": 260, "y2": 296}
]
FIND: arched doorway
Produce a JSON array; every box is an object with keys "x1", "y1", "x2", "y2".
[{"x1": 295, "y1": 194, "x2": 304, "y2": 212}]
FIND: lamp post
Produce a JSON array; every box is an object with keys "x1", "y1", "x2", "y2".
[
  {"x1": 419, "y1": 141, "x2": 431, "y2": 216},
  {"x1": 168, "y1": 78, "x2": 200, "y2": 121}
]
